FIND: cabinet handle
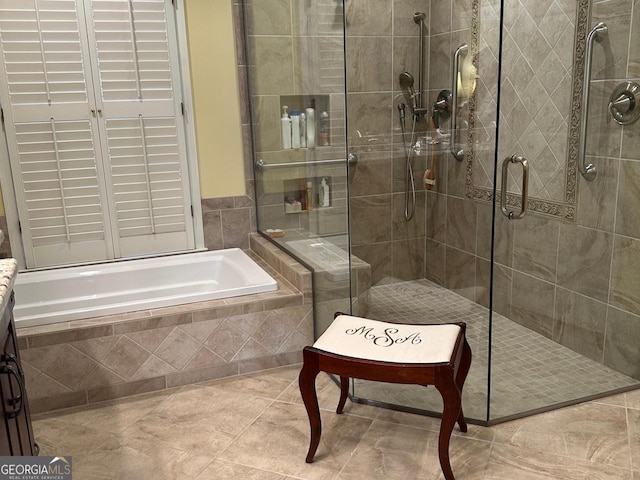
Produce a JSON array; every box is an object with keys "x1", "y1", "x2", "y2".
[
  {"x1": 1, "y1": 354, "x2": 24, "y2": 381},
  {"x1": 0, "y1": 365, "x2": 24, "y2": 419}
]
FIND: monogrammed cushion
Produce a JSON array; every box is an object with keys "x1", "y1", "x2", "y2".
[{"x1": 312, "y1": 315, "x2": 461, "y2": 364}]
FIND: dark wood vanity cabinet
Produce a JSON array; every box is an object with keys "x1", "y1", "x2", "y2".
[{"x1": 0, "y1": 292, "x2": 37, "y2": 456}]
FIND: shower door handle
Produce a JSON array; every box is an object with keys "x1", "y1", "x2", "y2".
[
  {"x1": 450, "y1": 43, "x2": 468, "y2": 161},
  {"x1": 500, "y1": 155, "x2": 529, "y2": 220}
]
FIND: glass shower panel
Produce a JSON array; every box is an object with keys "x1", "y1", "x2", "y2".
[
  {"x1": 488, "y1": 0, "x2": 640, "y2": 421},
  {"x1": 243, "y1": 2, "x2": 353, "y2": 338},
  {"x1": 345, "y1": 1, "x2": 496, "y2": 423},
  {"x1": 245, "y1": 0, "x2": 640, "y2": 427}
]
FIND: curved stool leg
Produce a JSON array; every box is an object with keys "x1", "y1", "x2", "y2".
[
  {"x1": 435, "y1": 380, "x2": 462, "y2": 480},
  {"x1": 299, "y1": 349, "x2": 321, "y2": 463},
  {"x1": 337, "y1": 376, "x2": 349, "y2": 414},
  {"x1": 455, "y1": 339, "x2": 472, "y2": 432}
]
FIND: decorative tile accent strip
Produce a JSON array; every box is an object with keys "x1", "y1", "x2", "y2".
[{"x1": 467, "y1": 0, "x2": 589, "y2": 223}]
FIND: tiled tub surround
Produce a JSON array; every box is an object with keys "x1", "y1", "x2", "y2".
[
  {"x1": 17, "y1": 235, "x2": 314, "y2": 414},
  {"x1": 265, "y1": 229, "x2": 372, "y2": 335}
]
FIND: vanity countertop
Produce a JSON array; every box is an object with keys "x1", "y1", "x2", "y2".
[{"x1": 0, "y1": 258, "x2": 17, "y2": 315}]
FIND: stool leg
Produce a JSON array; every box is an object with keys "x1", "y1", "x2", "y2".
[
  {"x1": 299, "y1": 349, "x2": 321, "y2": 463},
  {"x1": 435, "y1": 380, "x2": 463, "y2": 480},
  {"x1": 455, "y1": 339, "x2": 472, "y2": 433},
  {"x1": 336, "y1": 376, "x2": 349, "y2": 414}
]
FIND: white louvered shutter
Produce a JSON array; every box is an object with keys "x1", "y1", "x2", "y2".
[
  {"x1": 87, "y1": 0, "x2": 193, "y2": 257},
  {"x1": 0, "y1": 0, "x2": 194, "y2": 267},
  {"x1": 0, "y1": 0, "x2": 113, "y2": 267}
]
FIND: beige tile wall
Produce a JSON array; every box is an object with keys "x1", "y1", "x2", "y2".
[
  {"x1": 347, "y1": 0, "x2": 431, "y2": 285},
  {"x1": 427, "y1": 0, "x2": 640, "y2": 380}
]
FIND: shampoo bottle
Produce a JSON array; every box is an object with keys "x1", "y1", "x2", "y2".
[
  {"x1": 320, "y1": 110, "x2": 330, "y2": 146},
  {"x1": 319, "y1": 177, "x2": 330, "y2": 207},
  {"x1": 305, "y1": 104, "x2": 315, "y2": 148},
  {"x1": 291, "y1": 109, "x2": 300, "y2": 149},
  {"x1": 300, "y1": 112, "x2": 307, "y2": 148},
  {"x1": 281, "y1": 105, "x2": 292, "y2": 149},
  {"x1": 306, "y1": 181, "x2": 314, "y2": 210}
]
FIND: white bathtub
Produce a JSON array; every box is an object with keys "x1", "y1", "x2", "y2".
[{"x1": 13, "y1": 249, "x2": 278, "y2": 328}]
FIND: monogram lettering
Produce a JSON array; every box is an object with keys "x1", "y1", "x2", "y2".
[{"x1": 345, "y1": 325, "x2": 422, "y2": 347}]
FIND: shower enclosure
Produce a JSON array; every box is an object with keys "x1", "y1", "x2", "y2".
[{"x1": 243, "y1": 0, "x2": 640, "y2": 423}]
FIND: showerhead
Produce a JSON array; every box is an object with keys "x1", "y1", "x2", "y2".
[
  {"x1": 399, "y1": 71, "x2": 414, "y2": 90},
  {"x1": 399, "y1": 72, "x2": 418, "y2": 112},
  {"x1": 413, "y1": 12, "x2": 426, "y2": 24}
]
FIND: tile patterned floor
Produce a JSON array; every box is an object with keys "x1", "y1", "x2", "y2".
[
  {"x1": 33, "y1": 365, "x2": 640, "y2": 479},
  {"x1": 358, "y1": 279, "x2": 639, "y2": 421}
]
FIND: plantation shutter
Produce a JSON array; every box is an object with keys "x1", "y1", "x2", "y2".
[
  {"x1": 0, "y1": 0, "x2": 113, "y2": 267},
  {"x1": 87, "y1": 0, "x2": 193, "y2": 257},
  {"x1": 0, "y1": 0, "x2": 194, "y2": 267}
]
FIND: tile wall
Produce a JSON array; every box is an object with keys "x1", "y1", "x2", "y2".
[
  {"x1": 426, "y1": 0, "x2": 640, "y2": 380},
  {"x1": 347, "y1": 0, "x2": 431, "y2": 284}
]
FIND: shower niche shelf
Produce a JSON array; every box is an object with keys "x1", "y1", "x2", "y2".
[
  {"x1": 280, "y1": 94, "x2": 331, "y2": 148},
  {"x1": 283, "y1": 176, "x2": 332, "y2": 214}
]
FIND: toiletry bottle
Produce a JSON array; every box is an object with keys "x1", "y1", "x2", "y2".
[
  {"x1": 291, "y1": 109, "x2": 301, "y2": 149},
  {"x1": 320, "y1": 177, "x2": 330, "y2": 207},
  {"x1": 306, "y1": 181, "x2": 314, "y2": 210},
  {"x1": 305, "y1": 103, "x2": 315, "y2": 148},
  {"x1": 281, "y1": 105, "x2": 291, "y2": 149},
  {"x1": 320, "y1": 110, "x2": 330, "y2": 146},
  {"x1": 299, "y1": 178, "x2": 307, "y2": 210},
  {"x1": 300, "y1": 112, "x2": 307, "y2": 148}
]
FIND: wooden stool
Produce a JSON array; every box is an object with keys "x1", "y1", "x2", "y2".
[{"x1": 298, "y1": 313, "x2": 472, "y2": 480}]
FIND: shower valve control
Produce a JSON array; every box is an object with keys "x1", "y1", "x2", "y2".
[{"x1": 609, "y1": 82, "x2": 640, "y2": 125}]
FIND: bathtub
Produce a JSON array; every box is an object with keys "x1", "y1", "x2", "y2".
[{"x1": 13, "y1": 248, "x2": 278, "y2": 328}]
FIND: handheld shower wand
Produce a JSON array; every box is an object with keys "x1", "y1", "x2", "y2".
[
  {"x1": 399, "y1": 72, "x2": 426, "y2": 117},
  {"x1": 398, "y1": 102, "x2": 406, "y2": 125}
]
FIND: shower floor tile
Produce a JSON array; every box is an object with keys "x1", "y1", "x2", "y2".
[{"x1": 354, "y1": 279, "x2": 638, "y2": 421}]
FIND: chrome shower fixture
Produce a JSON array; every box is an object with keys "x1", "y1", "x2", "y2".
[
  {"x1": 398, "y1": 102, "x2": 406, "y2": 124},
  {"x1": 413, "y1": 12, "x2": 427, "y2": 115},
  {"x1": 399, "y1": 72, "x2": 427, "y2": 117},
  {"x1": 399, "y1": 71, "x2": 417, "y2": 110}
]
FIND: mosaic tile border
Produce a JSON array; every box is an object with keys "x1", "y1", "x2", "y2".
[{"x1": 467, "y1": 0, "x2": 590, "y2": 222}]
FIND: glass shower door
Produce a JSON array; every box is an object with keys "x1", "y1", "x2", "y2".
[
  {"x1": 245, "y1": 0, "x2": 640, "y2": 425},
  {"x1": 487, "y1": 0, "x2": 640, "y2": 421},
  {"x1": 346, "y1": 0, "x2": 640, "y2": 424},
  {"x1": 344, "y1": 0, "x2": 495, "y2": 422}
]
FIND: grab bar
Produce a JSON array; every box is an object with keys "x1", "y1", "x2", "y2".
[
  {"x1": 450, "y1": 43, "x2": 468, "y2": 161},
  {"x1": 500, "y1": 155, "x2": 529, "y2": 220},
  {"x1": 256, "y1": 153, "x2": 358, "y2": 170},
  {"x1": 578, "y1": 21, "x2": 608, "y2": 181}
]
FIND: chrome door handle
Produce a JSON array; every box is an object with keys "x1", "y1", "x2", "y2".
[
  {"x1": 500, "y1": 155, "x2": 529, "y2": 220},
  {"x1": 450, "y1": 43, "x2": 468, "y2": 161}
]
